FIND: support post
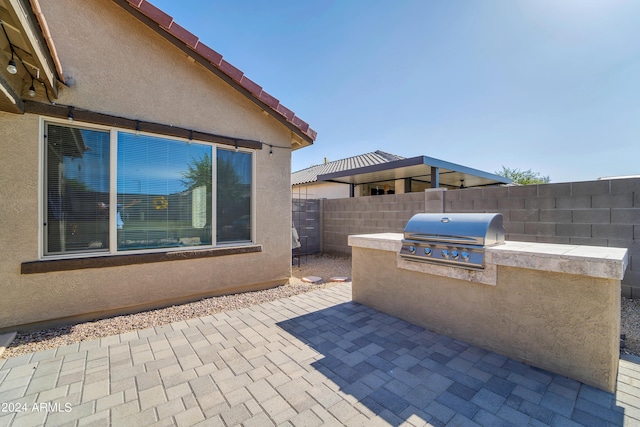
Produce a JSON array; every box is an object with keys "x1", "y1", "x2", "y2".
[{"x1": 431, "y1": 166, "x2": 440, "y2": 188}]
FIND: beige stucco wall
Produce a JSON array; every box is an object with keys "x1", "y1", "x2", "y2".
[
  {"x1": 351, "y1": 246, "x2": 621, "y2": 392},
  {"x1": 292, "y1": 182, "x2": 350, "y2": 199},
  {"x1": 0, "y1": 1, "x2": 299, "y2": 329}
]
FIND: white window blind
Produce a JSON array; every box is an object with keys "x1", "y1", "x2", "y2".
[
  {"x1": 117, "y1": 133, "x2": 213, "y2": 250},
  {"x1": 45, "y1": 124, "x2": 111, "y2": 255}
]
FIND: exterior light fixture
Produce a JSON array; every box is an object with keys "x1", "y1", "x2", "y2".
[
  {"x1": 28, "y1": 78, "x2": 36, "y2": 97},
  {"x1": 269, "y1": 145, "x2": 273, "y2": 156},
  {"x1": 6, "y1": 54, "x2": 17, "y2": 74},
  {"x1": 68, "y1": 106, "x2": 74, "y2": 122},
  {"x1": 2, "y1": 21, "x2": 18, "y2": 74}
]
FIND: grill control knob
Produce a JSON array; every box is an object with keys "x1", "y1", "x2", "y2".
[
  {"x1": 409, "y1": 245, "x2": 416, "y2": 254},
  {"x1": 441, "y1": 249, "x2": 449, "y2": 258},
  {"x1": 451, "y1": 250, "x2": 459, "y2": 259},
  {"x1": 424, "y1": 247, "x2": 432, "y2": 256},
  {"x1": 461, "y1": 251, "x2": 470, "y2": 261}
]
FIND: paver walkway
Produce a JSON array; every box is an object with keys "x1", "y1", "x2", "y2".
[{"x1": 1, "y1": 283, "x2": 639, "y2": 426}]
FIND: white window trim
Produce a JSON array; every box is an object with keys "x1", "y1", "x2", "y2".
[{"x1": 39, "y1": 116, "x2": 256, "y2": 260}]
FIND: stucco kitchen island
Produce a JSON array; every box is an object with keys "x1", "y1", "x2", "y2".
[{"x1": 349, "y1": 233, "x2": 628, "y2": 393}]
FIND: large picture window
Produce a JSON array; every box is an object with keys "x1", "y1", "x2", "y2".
[
  {"x1": 117, "y1": 133, "x2": 213, "y2": 250},
  {"x1": 43, "y1": 121, "x2": 253, "y2": 257}
]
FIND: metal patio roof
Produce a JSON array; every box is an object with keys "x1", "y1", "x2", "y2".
[
  {"x1": 317, "y1": 155, "x2": 511, "y2": 188},
  {"x1": 292, "y1": 151, "x2": 404, "y2": 186}
]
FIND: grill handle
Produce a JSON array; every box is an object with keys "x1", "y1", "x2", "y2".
[{"x1": 404, "y1": 234, "x2": 482, "y2": 245}]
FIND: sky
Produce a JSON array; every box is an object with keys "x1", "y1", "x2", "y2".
[{"x1": 150, "y1": 0, "x2": 640, "y2": 184}]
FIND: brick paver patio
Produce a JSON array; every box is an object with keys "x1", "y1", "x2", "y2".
[{"x1": 1, "y1": 283, "x2": 639, "y2": 426}]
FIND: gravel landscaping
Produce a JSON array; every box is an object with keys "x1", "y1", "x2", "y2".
[
  {"x1": 1, "y1": 254, "x2": 351, "y2": 359},
  {"x1": 3, "y1": 253, "x2": 640, "y2": 359},
  {"x1": 621, "y1": 297, "x2": 640, "y2": 356}
]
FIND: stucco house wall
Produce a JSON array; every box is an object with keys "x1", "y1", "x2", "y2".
[
  {"x1": 0, "y1": 0, "x2": 308, "y2": 330},
  {"x1": 292, "y1": 182, "x2": 350, "y2": 199},
  {"x1": 292, "y1": 179, "x2": 410, "y2": 200}
]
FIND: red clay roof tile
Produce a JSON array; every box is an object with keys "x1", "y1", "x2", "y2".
[
  {"x1": 121, "y1": 0, "x2": 316, "y2": 142},
  {"x1": 307, "y1": 128, "x2": 317, "y2": 140},
  {"x1": 193, "y1": 43, "x2": 222, "y2": 66},
  {"x1": 137, "y1": 1, "x2": 172, "y2": 28},
  {"x1": 292, "y1": 116, "x2": 310, "y2": 132},
  {"x1": 239, "y1": 76, "x2": 262, "y2": 96},
  {"x1": 277, "y1": 104, "x2": 295, "y2": 121},
  {"x1": 258, "y1": 91, "x2": 279, "y2": 109},
  {"x1": 219, "y1": 59, "x2": 244, "y2": 83},
  {"x1": 167, "y1": 22, "x2": 198, "y2": 49}
]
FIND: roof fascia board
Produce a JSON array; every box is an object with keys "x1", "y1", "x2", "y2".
[
  {"x1": 419, "y1": 155, "x2": 511, "y2": 184},
  {"x1": 112, "y1": 0, "x2": 314, "y2": 147},
  {"x1": 319, "y1": 155, "x2": 511, "y2": 185},
  {"x1": 8, "y1": 0, "x2": 59, "y2": 96},
  {"x1": 318, "y1": 156, "x2": 426, "y2": 181}
]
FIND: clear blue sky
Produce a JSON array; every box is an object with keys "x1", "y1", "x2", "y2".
[{"x1": 151, "y1": 0, "x2": 640, "y2": 183}]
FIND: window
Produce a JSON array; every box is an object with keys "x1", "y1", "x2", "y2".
[
  {"x1": 45, "y1": 124, "x2": 111, "y2": 255},
  {"x1": 117, "y1": 133, "x2": 213, "y2": 250},
  {"x1": 217, "y1": 148, "x2": 252, "y2": 243},
  {"x1": 361, "y1": 181, "x2": 396, "y2": 196},
  {"x1": 43, "y1": 121, "x2": 253, "y2": 257}
]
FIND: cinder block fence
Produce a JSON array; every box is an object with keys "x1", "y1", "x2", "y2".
[{"x1": 315, "y1": 178, "x2": 640, "y2": 297}]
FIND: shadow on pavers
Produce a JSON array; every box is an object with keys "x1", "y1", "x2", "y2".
[{"x1": 277, "y1": 302, "x2": 626, "y2": 426}]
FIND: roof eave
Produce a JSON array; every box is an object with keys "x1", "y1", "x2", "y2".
[
  {"x1": 318, "y1": 155, "x2": 512, "y2": 187},
  {"x1": 0, "y1": 73, "x2": 25, "y2": 113},
  {"x1": 12, "y1": 0, "x2": 62, "y2": 96}
]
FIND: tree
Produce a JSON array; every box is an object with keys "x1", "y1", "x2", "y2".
[
  {"x1": 215, "y1": 157, "x2": 245, "y2": 202},
  {"x1": 496, "y1": 166, "x2": 550, "y2": 185},
  {"x1": 181, "y1": 153, "x2": 212, "y2": 190},
  {"x1": 181, "y1": 153, "x2": 246, "y2": 242}
]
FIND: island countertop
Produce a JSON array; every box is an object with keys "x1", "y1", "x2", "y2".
[{"x1": 348, "y1": 233, "x2": 628, "y2": 280}]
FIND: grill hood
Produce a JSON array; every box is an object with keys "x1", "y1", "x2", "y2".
[
  {"x1": 403, "y1": 213, "x2": 505, "y2": 247},
  {"x1": 400, "y1": 213, "x2": 505, "y2": 269}
]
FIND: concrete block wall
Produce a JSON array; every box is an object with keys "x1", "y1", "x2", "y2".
[
  {"x1": 323, "y1": 192, "x2": 427, "y2": 254},
  {"x1": 321, "y1": 178, "x2": 640, "y2": 297}
]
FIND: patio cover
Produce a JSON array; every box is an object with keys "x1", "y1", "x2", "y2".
[{"x1": 317, "y1": 155, "x2": 511, "y2": 188}]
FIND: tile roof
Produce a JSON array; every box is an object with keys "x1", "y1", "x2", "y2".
[
  {"x1": 120, "y1": 0, "x2": 317, "y2": 143},
  {"x1": 292, "y1": 151, "x2": 404, "y2": 185}
]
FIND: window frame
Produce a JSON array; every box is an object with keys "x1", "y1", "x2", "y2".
[{"x1": 39, "y1": 117, "x2": 256, "y2": 260}]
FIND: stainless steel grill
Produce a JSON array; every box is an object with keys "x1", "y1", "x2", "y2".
[{"x1": 400, "y1": 213, "x2": 505, "y2": 269}]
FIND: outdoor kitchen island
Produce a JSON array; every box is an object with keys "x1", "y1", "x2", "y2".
[{"x1": 349, "y1": 233, "x2": 628, "y2": 393}]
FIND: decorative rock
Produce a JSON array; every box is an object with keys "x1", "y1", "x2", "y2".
[
  {"x1": 0, "y1": 332, "x2": 17, "y2": 358},
  {"x1": 301, "y1": 276, "x2": 322, "y2": 283},
  {"x1": 329, "y1": 277, "x2": 349, "y2": 282}
]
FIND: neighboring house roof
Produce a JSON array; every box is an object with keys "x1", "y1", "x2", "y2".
[
  {"x1": 117, "y1": 0, "x2": 317, "y2": 145},
  {"x1": 292, "y1": 151, "x2": 404, "y2": 185}
]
